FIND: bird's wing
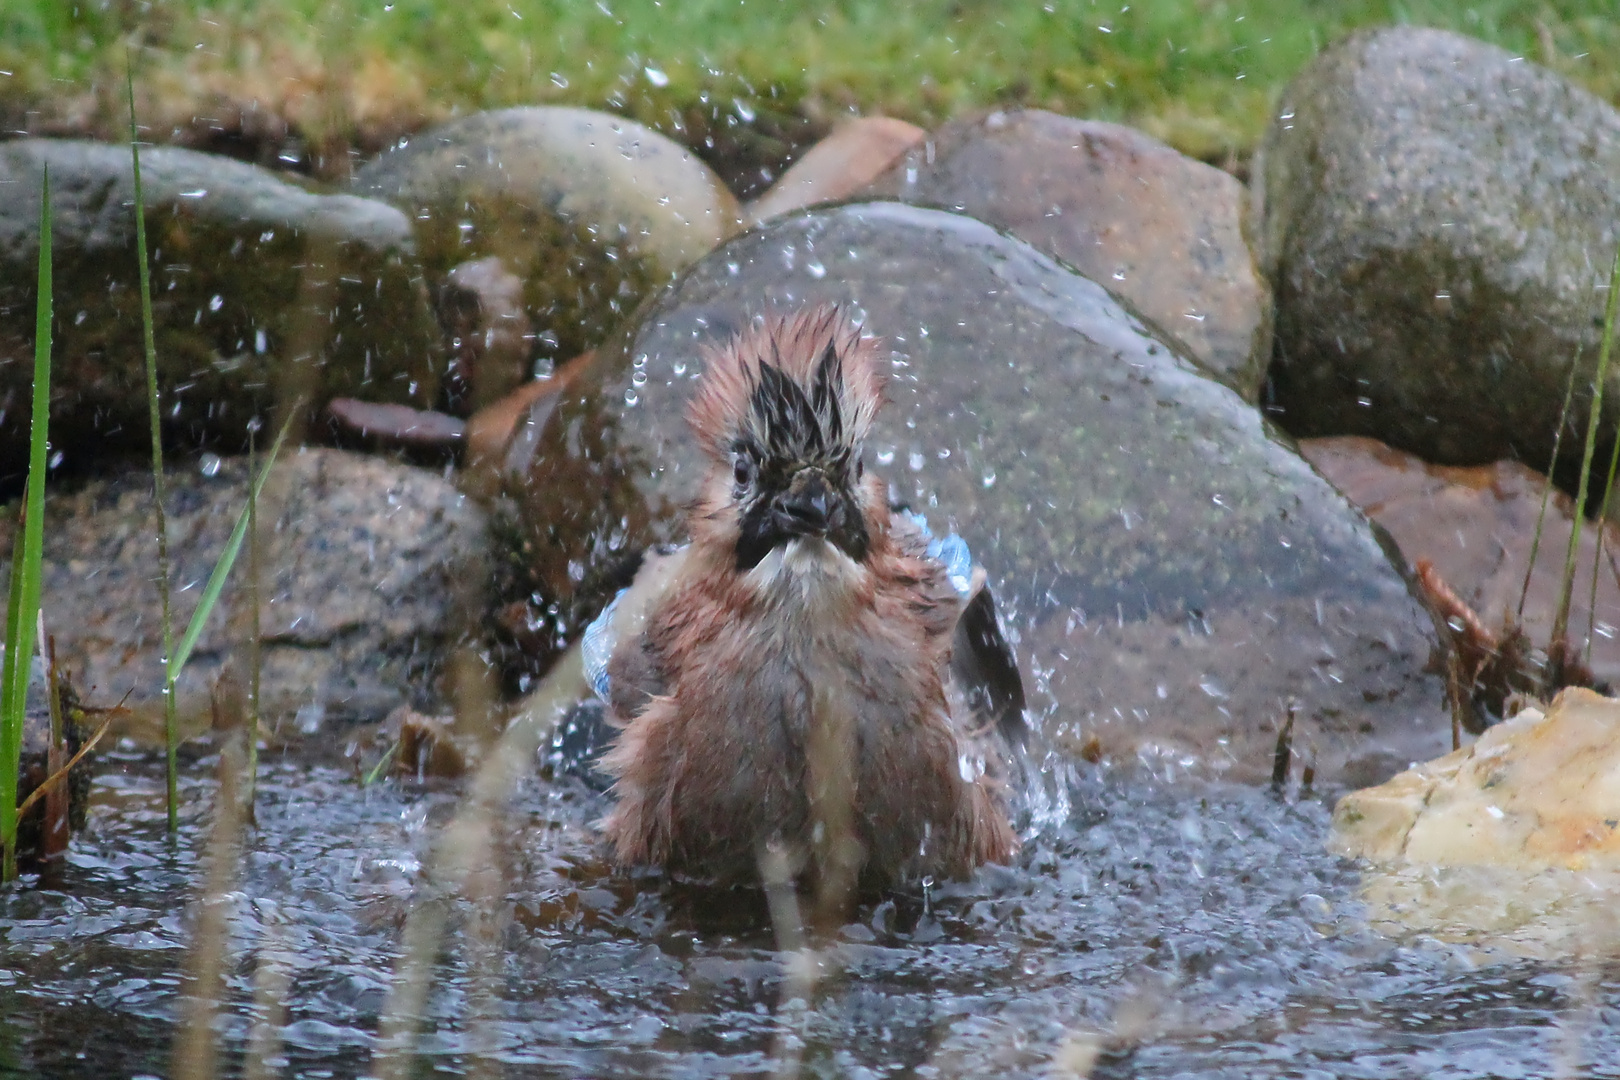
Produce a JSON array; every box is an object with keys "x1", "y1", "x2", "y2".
[
  {"x1": 581, "y1": 546, "x2": 691, "y2": 718},
  {"x1": 889, "y1": 510, "x2": 1027, "y2": 746}
]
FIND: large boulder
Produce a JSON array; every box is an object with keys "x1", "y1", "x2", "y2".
[
  {"x1": 0, "y1": 139, "x2": 441, "y2": 480},
  {"x1": 1257, "y1": 27, "x2": 1620, "y2": 471},
  {"x1": 507, "y1": 201, "x2": 1448, "y2": 784},
  {"x1": 864, "y1": 110, "x2": 1272, "y2": 398},
  {"x1": 0, "y1": 448, "x2": 490, "y2": 740},
  {"x1": 354, "y1": 107, "x2": 742, "y2": 394}
]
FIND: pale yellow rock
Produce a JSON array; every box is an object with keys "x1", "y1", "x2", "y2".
[
  {"x1": 1333, "y1": 687, "x2": 1620, "y2": 957},
  {"x1": 1333, "y1": 688, "x2": 1620, "y2": 871}
]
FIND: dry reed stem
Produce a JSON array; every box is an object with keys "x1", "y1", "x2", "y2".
[
  {"x1": 173, "y1": 736, "x2": 248, "y2": 1080},
  {"x1": 370, "y1": 643, "x2": 587, "y2": 1079},
  {"x1": 242, "y1": 907, "x2": 292, "y2": 1080}
]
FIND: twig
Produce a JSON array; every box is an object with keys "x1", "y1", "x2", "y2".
[{"x1": 12, "y1": 715, "x2": 113, "y2": 824}]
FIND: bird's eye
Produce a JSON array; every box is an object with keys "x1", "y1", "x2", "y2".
[{"x1": 733, "y1": 456, "x2": 755, "y2": 489}]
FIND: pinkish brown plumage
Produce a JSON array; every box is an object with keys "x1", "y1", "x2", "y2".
[{"x1": 599, "y1": 305, "x2": 1018, "y2": 888}]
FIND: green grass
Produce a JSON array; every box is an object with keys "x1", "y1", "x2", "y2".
[
  {"x1": 127, "y1": 73, "x2": 181, "y2": 834},
  {"x1": 0, "y1": 168, "x2": 53, "y2": 882},
  {"x1": 5, "y1": 1, "x2": 1619, "y2": 168}
]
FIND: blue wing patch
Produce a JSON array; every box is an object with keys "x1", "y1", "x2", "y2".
[
  {"x1": 581, "y1": 588, "x2": 626, "y2": 702},
  {"x1": 900, "y1": 511, "x2": 974, "y2": 598}
]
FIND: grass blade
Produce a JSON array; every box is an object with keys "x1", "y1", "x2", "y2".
[
  {"x1": 0, "y1": 166, "x2": 53, "y2": 880},
  {"x1": 1552, "y1": 247, "x2": 1620, "y2": 665},
  {"x1": 168, "y1": 414, "x2": 294, "y2": 680},
  {"x1": 127, "y1": 64, "x2": 180, "y2": 833},
  {"x1": 1519, "y1": 346, "x2": 1581, "y2": 620},
  {"x1": 1588, "y1": 269, "x2": 1620, "y2": 661},
  {"x1": 245, "y1": 422, "x2": 262, "y2": 818}
]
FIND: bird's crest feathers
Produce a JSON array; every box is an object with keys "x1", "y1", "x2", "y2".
[{"x1": 687, "y1": 305, "x2": 886, "y2": 466}]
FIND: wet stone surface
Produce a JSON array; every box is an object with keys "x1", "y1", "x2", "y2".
[
  {"x1": 1257, "y1": 27, "x2": 1620, "y2": 472},
  {"x1": 1300, "y1": 435, "x2": 1620, "y2": 689},
  {"x1": 3, "y1": 749, "x2": 1619, "y2": 1078},
  {"x1": 510, "y1": 201, "x2": 1447, "y2": 784},
  {"x1": 865, "y1": 109, "x2": 1273, "y2": 399},
  {"x1": 0, "y1": 448, "x2": 490, "y2": 740},
  {"x1": 354, "y1": 107, "x2": 742, "y2": 384},
  {"x1": 0, "y1": 139, "x2": 442, "y2": 480}
]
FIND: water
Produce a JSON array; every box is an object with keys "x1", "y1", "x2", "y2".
[{"x1": 3, "y1": 742, "x2": 1616, "y2": 1078}]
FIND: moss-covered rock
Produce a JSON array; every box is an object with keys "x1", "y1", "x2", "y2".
[
  {"x1": 1257, "y1": 27, "x2": 1620, "y2": 472},
  {"x1": 0, "y1": 139, "x2": 442, "y2": 479},
  {"x1": 354, "y1": 107, "x2": 742, "y2": 391}
]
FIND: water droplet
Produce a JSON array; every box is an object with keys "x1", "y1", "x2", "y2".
[
  {"x1": 550, "y1": 72, "x2": 569, "y2": 89},
  {"x1": 624, "y1": 388, "x2": 639, "y2": 406},
  {"x1": 806, "y1": 260, "x2": 826, "y2": 279},
  {"x1": 876, "y1": 447, "x2": 895, "y2": 466},
  {"x1": 732, "y1": 97, "x2": 756, "y2": 122},
  {"x1": 254, "y1": 328, "x2": 267, "y2": 354},
  {"x1": 48, "y1": 450, "x2": 63, "y2": 469},
  {"x1": 199, "y1": 453, "x2": 222, "y2": 477},
  {"x1": 631, "y1": 370, "x2": 648, "y2": 388},
  {"x1": 643, "y1": 66, "x2": 669, "y2": 87},
  {"x1": 1112, "y1": 268, "x2": 1127, "y2": 281},
  {"x1": 208, "y1": 294, "x2": 223, "y2": 312},
  {"x1": 672, "y1": 359, "x2": 688, "y2": 376},
  {"x1": 908, "y1": 451, "x2": 925, "y2": 472},
  {"x1": 981, "y1": 468, "x2": 997, "y2": 488},
  {"x1": 936, "y1": 447, "x2": 950, "y2": 459}
]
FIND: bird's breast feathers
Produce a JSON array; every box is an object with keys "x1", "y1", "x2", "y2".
[{"x1": 740, "y1": 536, "x2": 872, "y2": 608}]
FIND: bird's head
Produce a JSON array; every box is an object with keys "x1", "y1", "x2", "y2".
[{"x1": 686, "y1": 305, "x2": 888, "y2": 573}]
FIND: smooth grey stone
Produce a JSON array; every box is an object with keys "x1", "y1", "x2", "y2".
[{"x1": 510, "y1": 201, "x2": 1448, "y2": 784}]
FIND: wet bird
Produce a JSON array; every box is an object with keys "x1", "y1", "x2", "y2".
[{"x1": 582, "y1": 305, "x2": 1024, "y2": 891}]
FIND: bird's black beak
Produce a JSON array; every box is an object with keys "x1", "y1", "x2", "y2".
[
  {"x1": 776, "y1": 471, "x2": 842, "y2": 538},
  {"x1": 736, "y1": 468, "x2": 871, "y2": 571}
]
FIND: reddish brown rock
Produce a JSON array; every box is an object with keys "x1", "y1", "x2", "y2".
[
  {"x1": 863, "y1": 109, "x2": 1271, "y2": 398},
  {"x1": 1300, "y1": 436, "x2": 1620, "y2": 686},
  {"x1": 745, "y1": 117, "x2": 925, "y2": 226}
]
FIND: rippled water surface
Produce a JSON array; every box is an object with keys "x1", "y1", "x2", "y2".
[{"x1": 2, "y1": 743, "x2": 1618, "y2": 1079}]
